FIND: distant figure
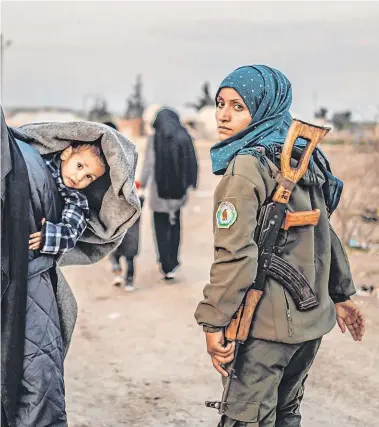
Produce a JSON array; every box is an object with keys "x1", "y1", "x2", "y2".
[
  {"x1": 108, "y1": 183, "x2": 144, "y2": 292},
  {"x1": 104, "y1": 121, "x2": 144, "y2": 291},
  {"x1": 140, "y1": 108, "x2": 198, "y2": 280}
]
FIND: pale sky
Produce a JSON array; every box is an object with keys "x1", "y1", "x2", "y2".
[{"x1": 2, "y1": 1, "x2": 379, "y2": 121}]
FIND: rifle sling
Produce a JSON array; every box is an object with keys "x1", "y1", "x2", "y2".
[{"x1": 265, "y1": 156, "x2": 296, "y2": 191}]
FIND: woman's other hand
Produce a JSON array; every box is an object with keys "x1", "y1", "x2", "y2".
[{"x1": 335, "y1": 299, "x2": 366, "y2": 341}]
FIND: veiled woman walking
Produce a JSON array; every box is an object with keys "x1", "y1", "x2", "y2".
[{"x1": 140, "y1": 108, "x2": 198, "y2": 280}]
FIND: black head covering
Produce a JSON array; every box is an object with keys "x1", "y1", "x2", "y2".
[
  {"x1": 153, "y1": 108, "x2": 198, "y2": 200},
  {"x1": 103, "y1": 121, "x2": 118, "y2": 130}
]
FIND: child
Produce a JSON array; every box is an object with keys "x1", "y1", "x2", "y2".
[
  {"x1": 109, "y1": 181, "x2": 144, "y2": 292},
  {"x1": 28, "y1": 142, "x2": 107, "y2": 254}
]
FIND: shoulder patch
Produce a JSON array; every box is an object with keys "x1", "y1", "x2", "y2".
[{"x1": 216, "y1": 201, "x2": 237, "y2": 229}]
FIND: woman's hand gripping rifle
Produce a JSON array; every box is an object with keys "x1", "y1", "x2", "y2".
[{"x1": 205, "y1": 119, "x2": 330, "y2": 415}]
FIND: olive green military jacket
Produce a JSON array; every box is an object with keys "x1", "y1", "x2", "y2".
[{"x1": 195, "y1": 153, "x2": 356, "y2": 344}]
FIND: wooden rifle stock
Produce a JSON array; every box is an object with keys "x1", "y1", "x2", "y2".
[
  {"x1": 224, "y1": 305, "x2": 243, "y2": 341},
  {"x1": 273, "y1": 120, "x2": 330, "y2": 204},
  {"x1": 225, "y1": 290, "x2": 263, "y2": 343},
  {"x1": 282, "y1": 209, "x2": 320, "y2": 231}
]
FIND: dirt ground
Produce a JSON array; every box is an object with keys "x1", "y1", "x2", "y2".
[{"x1": 63, "y1": 140, "x2": 379, "y2": 427}]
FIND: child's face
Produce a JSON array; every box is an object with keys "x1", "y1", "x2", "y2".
[{"x1": 60, "y1": 147, "x2": 106, "y2": 189}]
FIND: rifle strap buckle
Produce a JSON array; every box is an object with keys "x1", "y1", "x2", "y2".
[
  {"x1": 263, "y1": 155, "x2": 296, "y2": 193},
  {"x1": 275, "y1": 172, "x2": 296, "y2": 192}
]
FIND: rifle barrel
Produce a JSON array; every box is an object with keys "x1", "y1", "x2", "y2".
[{"x1": 219, "y1": 341, "x2": 241, "y2": 414}]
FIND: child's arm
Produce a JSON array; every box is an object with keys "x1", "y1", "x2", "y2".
[{"x1": 29, "y1": 191, "x2": 90, "y2": 255}]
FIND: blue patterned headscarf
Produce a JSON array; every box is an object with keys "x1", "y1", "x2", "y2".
[
  {"x1": 210, "y1": 65, "x2": 298, "y2": 173},
  {"x1": 210, "y1": 64, "x2": 343, "y2": 215}
]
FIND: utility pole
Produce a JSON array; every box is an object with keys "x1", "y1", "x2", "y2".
[{"x1": 1, "y1": 34, "x2": 13, "y2": 101}]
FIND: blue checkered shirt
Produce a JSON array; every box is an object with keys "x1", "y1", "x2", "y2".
[{"x1": 41, "y1": 154, "x2": 90, "y2": 255}]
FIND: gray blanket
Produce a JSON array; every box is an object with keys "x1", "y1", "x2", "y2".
[{"x1": 18, "y1": 121, "x2": 141, "y2": 266}]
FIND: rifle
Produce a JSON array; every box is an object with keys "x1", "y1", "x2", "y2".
[{"x1": 205, "y1": 119, "x2": 331, "y2": 414}]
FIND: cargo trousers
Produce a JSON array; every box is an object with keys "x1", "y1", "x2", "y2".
[{"x1": 218, "y1": 337, "x2": 322, "y2": 427}]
